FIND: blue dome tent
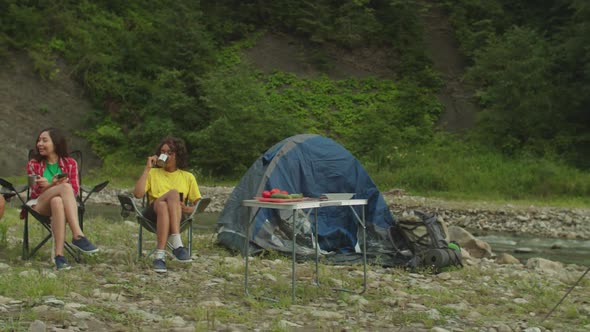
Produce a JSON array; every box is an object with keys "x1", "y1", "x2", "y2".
[{"x1": 216, "y1": 134, "x2": 410, "y2": 266}]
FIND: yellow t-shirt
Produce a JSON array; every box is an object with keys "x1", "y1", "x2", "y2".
[{"x1": 145, "y1": 168, "x2": 201, "y2": 204}]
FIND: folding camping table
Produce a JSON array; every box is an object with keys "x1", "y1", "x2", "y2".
[{"x1": 242, "y1": 198, "x2": 368, "y2": 303}]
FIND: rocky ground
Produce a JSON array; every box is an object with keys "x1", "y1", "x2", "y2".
[{"x1": 1, "y1": 187, "x2": 589, "y2": 332}]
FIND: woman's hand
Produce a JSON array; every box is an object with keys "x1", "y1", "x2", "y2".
[
  {"x1": 54, "y1": 175, "x2": 69, "y2": 185},
  {"x1": 180, "y1": 202, "x2": 194, "y2": 214},
  {"x1": 146, "y1": 155, "x2": 158, "y2": 169},
  {"x1": 35, "y1": 176, "x2": 50, "y2": 190}
]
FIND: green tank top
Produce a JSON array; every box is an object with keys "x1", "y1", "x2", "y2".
[{"x1": 43, "y1": 162, "x2": 62, "y2": 182}]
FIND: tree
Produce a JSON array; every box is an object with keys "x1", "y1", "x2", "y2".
[{"x1": 466, "y1": 27, "x2": 555, "y2": 155}]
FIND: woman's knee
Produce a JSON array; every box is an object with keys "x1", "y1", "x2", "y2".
[
  {"x1": 164, "y1": 189, "x2": 180, "y2": 201},
  {"x1": 154, "y1": 200, "x2": 169, "y2": 213},
  {"x1": 50, "y1": 196, "x2": 64, "y2": 209},
  {"x1": 57, "y1": 182, "x2": 74, "y2": 194}
]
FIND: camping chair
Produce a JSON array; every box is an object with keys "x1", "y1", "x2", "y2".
[
  {"x1": 0, "y1": 150, "x2": 109, "y2": 262},
  {"x1": 117, "y1": 194, "x2": 211, "y2": 259}
]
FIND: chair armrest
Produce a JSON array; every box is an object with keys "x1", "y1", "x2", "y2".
[
  {"x1": 81, "y1": 181, "x2": 109, "y2": 204},
  {"x1": 117, "y1": 194, "x2": 144, "y2": 218},
  {"x1": 0, "y1": 178, "x2": 27, "y2": 204},
  {"x1": 183, "y1": 197, "x2": 211, "y2": 220}
]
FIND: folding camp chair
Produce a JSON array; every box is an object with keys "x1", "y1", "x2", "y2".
[
  {"x1": 0, "y1": 150, "x2": 109, "y2": 262},
  {"x1": 117, "y1": 194, "x2": 211, "y2": 259}
]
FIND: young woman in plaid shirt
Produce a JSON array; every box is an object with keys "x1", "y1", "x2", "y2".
[{"x1": 27, "y1": 128, "x2": 99, "y2": 270}]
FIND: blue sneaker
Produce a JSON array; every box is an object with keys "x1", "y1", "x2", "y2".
[
  {"x1": 153, "y1": 258, "x2": 167, "y2": 273},
  {"x1": 55, "y1": 256, "x2": 71, "y2": 271},
  {"x1": 172, "y1": 247, "x2": 192, "y2": 262},
  {"x1": 72, "y1": 236, "x2": 99, "y2": 254}
]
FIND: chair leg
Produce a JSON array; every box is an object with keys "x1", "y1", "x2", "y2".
[
  {"x1": 22, "y1": 217, "x2": 30, "y2": 260},
  {"x1": 23, "y1": 217, "x2": 53, "y2": 261},
  {"x1": 64, "y1": 242, "x2": 81, "y2": 263},
  {"x1": 21, "y1": 210, "x2": 82, "y2": 263},
  {"x1": 29, "y1": 234, "x2": 52, "y2": 259},
  {"x1": 188, "y1": 221, "x2": 193, "y2": 255},
  {"x1": 137, "y1": 224, "x2": 143, "y2": 261},
  {"x1": 78, "y1": 206, "x2": 84, "y2": 231}
]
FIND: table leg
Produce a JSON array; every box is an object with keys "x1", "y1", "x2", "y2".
[
  {"x1": 361, "y1": 205, "x2": 367, "y2": 294},
  {"x1": 314, "y1": 208, "x2": 319, "y2": 286},
  {"x1": 244, "y1": 206, "x2": 261, "y2": 297},
  {"x1": 245, "y1": 206, "x2": 251, "y2": 296},
  {"x1": 291, "y1": 207, "x2": 296, "y2": 303}
]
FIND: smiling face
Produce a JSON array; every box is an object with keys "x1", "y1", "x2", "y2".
[{"x1": 36, "y1": 131, "x2": 56, "y2": 158}]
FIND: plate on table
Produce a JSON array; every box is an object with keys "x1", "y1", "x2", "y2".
[
  {"x1": 255, "y1": 197, "x2": 307, "y2": 203},
  {"x1": 321, "y1": 193, "x2": 355, "y2": 200}
]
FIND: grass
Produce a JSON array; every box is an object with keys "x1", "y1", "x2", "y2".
[{"x1": 367, "y1": 136, "x2": 590, "y2": 207}]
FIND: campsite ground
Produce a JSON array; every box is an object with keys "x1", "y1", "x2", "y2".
[{"x1": 1, "y1": 188, "x2": 589, "y2": 331}]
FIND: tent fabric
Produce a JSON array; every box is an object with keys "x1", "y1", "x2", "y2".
[{"x1": 216, "y1": 134, "x2": 410, "y2": 266}]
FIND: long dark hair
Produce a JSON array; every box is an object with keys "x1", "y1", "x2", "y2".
[
  {"x1": 155, "y1": 136, "x2": 188, "y2": 169},
  {"x1": 32, "y1": 127, "x2": 69, "y2": 161}
]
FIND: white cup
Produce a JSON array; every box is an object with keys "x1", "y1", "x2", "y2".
[{"x1": 156, "y1": 154, "x2": 168, "y2": 167}]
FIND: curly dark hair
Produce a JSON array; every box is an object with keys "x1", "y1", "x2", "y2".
[
  {"x1": 32, "y1": 127, "x2": 69, "y2": 161},
  {"x1": 155, "y1": 136, "x2": 188, "y2": 170}
]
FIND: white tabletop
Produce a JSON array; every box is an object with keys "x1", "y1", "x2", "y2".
[{"x1": 242, "y1": 198, "x2": 368, "y2": 210}]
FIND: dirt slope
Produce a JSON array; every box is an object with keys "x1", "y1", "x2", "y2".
[
  {"x1": 0, "y1": 52, "x2": 100, "y2": 177},
  {"x1": 420, "y1": 1, "x2": 479, "y2": 132}
]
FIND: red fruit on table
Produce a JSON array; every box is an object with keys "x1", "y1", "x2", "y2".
[
  {"x1": 280, "y1": 190, "x2": 289, "y2": 195},
  {"x1": 270, "y1": 188, "x2": 281, "y2": 194},
  {"x1": 262, "y1": 190, "x2": 271, "y2": 198}
]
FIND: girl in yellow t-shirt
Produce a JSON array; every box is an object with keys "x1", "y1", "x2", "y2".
[{"x1": 134, "y1": 137, "x2": 201, "y2": 273}]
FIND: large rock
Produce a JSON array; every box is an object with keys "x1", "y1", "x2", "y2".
[
  {"x1": 496, "y1": 253, "x2": 521, "y2": 265},
  {"x1": 462, "y1": 238, "x2": 493, "y2": 258},
  {"x1": 526, "y1": 257, "x2": 563, "y2": 272},
  {"x1": 447, "y1": 226, "x2": 493, "y2": 258}
]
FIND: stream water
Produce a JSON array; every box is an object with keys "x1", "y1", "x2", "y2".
[
  {"x1": 86, "y1": 204, "x2": 589, "y2": 265},
  {"x1": 477, "y1": 232, "x2": 590, "y2": 265},
  {"x1": 85, "y1": 203, "x2": 220, "y2": 232}
]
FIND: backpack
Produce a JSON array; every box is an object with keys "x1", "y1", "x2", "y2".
[{"x1": 395, "y1": 210, "x2": 463, "y2": 271}]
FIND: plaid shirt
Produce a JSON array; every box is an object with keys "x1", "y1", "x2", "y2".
[{"x1": 27, "y1": 157, "x2": 80, "y2": 199}]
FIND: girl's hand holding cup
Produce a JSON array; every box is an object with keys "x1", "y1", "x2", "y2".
[{"x1": 146, "y1": 155, "x2": 158, "y2": 169}]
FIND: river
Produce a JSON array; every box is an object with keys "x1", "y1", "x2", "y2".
[
  {"x1": 477, "y1": 232, "x2": 590, "y2": 265},
  {"x1": 85, "y1": 203, "x2": 220, "y2": 232}
]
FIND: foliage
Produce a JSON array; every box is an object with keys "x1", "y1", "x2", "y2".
[
  {"x1": 465, "y1": 27, "x2": 554, "y2": 156},
  {"x1": 185, "y1": 53, "x2": 441, "y2": 176},
  {"x1": 189, "y1": 65, "x2": 301, "y2": 175},
  {"x1": 445, "y1": 0, "x2": 590, "y2": 169},
  {"x1": 204, "y1": 0, "x2": 414, "y2": 48}
]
